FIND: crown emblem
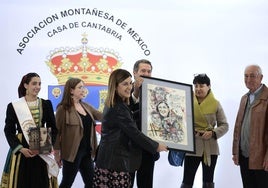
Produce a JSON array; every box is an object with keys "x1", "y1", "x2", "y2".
[{"x1": 46, "y1": 33, "x2": 122, "y2": 85}]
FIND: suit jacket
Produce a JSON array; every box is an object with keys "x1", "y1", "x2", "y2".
[{"x1": 54, "y1": 102, "x2": 102, "y2": 162}]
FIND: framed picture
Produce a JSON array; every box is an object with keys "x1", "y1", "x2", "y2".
[
  {"x1": 140, "y1": 76, "x2": 195, "y2": 153},
  {"x1": 28, "y1": 127, "x2": 52, "y2": 154}
]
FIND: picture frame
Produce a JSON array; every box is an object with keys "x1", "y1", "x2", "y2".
[
  {"x1": 28, "y1": 127, "x2": 53, "y2": 154},
  {"x1": 140, "y1": 76, "x2": 195, "y2": 153}
]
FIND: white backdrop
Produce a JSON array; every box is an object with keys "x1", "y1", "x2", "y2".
[{"x1": 1, "y1": 0, "x2": 268, "y2": 187}]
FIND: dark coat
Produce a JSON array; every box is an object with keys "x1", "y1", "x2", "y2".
[{"x1": 95, "y1": 101, "x2": 158, "y2": 172}]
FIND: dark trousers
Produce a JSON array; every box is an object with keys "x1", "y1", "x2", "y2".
[
  {"x1": 182, "y1": 155, "x2": 217, "y2": 185},
  {"x1": 60, "y1": 150, "x2": 94, "y2": 188},
  {"x1": 239, "y1": 154, "x2": 268, "y2": 188},
  {"x1": 130, "y1": 152, "x2": 156, "y2": 188}
]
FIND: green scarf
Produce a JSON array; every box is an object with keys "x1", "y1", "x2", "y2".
[{"x1": 194, "y1": 91, "x2": 218, "y2": 131}]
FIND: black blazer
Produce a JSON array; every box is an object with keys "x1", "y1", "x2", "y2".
[
  {"x1": 95, "y1": 101, "x2": 158, "y2": 172},
  {"x1": 4, "y1": 98, "x2": 57, "y2": 154}
]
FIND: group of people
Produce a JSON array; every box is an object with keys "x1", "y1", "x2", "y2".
[{"x1": 1, "y1": 62, "x2": 268, "y2": 188}]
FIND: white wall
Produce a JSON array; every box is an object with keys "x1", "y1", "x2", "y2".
[{"x1": 1, "y1": 0, "x2": 268, "y2": 187}]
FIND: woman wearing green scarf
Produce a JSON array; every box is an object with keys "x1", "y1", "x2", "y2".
[{"x1": 180, "y1": 74, "x2": 229, "y2": 188}]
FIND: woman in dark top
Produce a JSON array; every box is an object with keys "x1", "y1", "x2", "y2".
[
  {"x1": 93, "y1": 69, "x2": 167, "y2": 188},
  {"x1": 54, "y1": 78, "x2": 102, "y2": 188}
]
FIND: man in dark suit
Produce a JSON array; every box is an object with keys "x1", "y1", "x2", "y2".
[{"x1": 129, "y1": 59, "x2": 160, "y2": 188}]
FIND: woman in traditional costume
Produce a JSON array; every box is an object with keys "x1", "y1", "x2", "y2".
[{"x1": 1, "y1": 72, "x2": 58, "y2": 188}]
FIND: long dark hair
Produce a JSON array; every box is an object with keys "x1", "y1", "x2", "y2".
[
  {"x1": 18, "y1": 72, "x2": 40, "y2": 98},
  {"x1": 156, "y1": 100, "x2": 170, "y2": 118},
  {"x1": 57, "y1": 77, "x2": 83, "y2": 110}
]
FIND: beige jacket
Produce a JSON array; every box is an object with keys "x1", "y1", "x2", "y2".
[
  {"x1": 187, "y1": 102, "x2": 228, "y2": 157},
  {"x1": 54, "y1": 102, "x2": 102, "y2": 162}
]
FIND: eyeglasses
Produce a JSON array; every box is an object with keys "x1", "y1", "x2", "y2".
[{"x1": 194, "y1": 73, "x2": 207, "y2": 77}]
